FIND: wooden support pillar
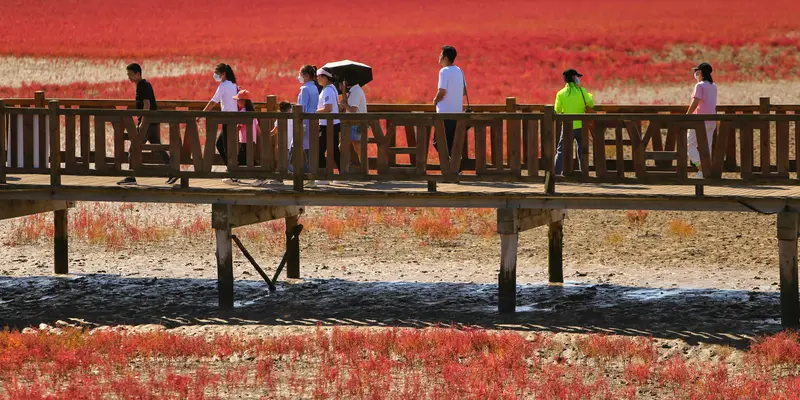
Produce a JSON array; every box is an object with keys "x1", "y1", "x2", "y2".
[
  {"x1": 548, "y1": 220, "x2": 564, "y2": 283},
  {"x1": 499, "y1": 233, "x2": 518, "y2": 313},
  {"x1": 286, "y1": 215, "x2": 300, "y2": 279},
  {"x1": 778, "y1": 211, "x2": 799, "y2": 327},
  {"x1": 54, "y1": 209, "x2": 68, "y2": 274},
  {"x1": 212, "y1": 204, "x2": 234, "y2": 309}
]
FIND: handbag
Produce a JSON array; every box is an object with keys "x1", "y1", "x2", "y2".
[{"x1": 579, "y1": 86, "x2": 595, "y2": 132}]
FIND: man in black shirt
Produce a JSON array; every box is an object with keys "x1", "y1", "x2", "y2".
[{"x1": 118, "y1": 63, "x2": 175, "y2": 185}]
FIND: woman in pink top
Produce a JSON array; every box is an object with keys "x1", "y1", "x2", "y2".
[{"x1": 686, "y1": 62, "x2": 718, "y2": 178}]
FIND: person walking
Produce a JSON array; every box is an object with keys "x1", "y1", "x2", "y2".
[
  {"x1": 432, "y1": 45, "x2": 465, "y2": 158},
  {"x1": 117, "y1": 63, "x2": 174, "y2": 186},
  {"x1": 553, "y1": 68, "x2": 594, "y2": 175},
  {"x1": 315, "y1": 67, "x2": 341, "y2": 183},
  {"x1": 339, "y1": 77, "x2": 367, "y2": 162},
  {"x1": 296, "y1": 65, "x2": 319, "y2": 186},
  {"x1": 197, "y1": 63, "x2": 239, "y2": 184},
  {"x1": 686, "y1": 62, "x2": 718, "y2": 178}
]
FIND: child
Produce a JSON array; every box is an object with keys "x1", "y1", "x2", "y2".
[
  {"x1": 232, "y1": 90, "x2": 265, "y2": 186},
  {"x1": 270, "y1": 101, "x2": 296, "y2": 182}
]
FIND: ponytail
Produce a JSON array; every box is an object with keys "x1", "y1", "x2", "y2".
[
  {"x1": 244, "y1": 99, "x2": 255, "y2": 112},
  {"x1": 301, "y1": 64, "x2": 322, "y2": 92},
  {"x1": 214, "y1": 63, "x2": 237, "y2": 84},
  {"x1": 702, "y1": 71, "x2": 714, "y2": 84}
]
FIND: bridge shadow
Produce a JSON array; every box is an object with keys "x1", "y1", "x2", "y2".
[{"x1": 0, "y1": 274, "x2": 780, "y2": 348}]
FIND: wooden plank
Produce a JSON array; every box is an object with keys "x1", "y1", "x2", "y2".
[
  {"x1": 414, "y1": 123, "x2": 428, "y2": 175},
  {"x1": 548, "y1": 220, "x2": 563, "y2": 283},
  {"x1": 0, "y1": 199, "x2": 70, "y2": 221},
  {"x1": 526, "y1": 120, "x2": 539, "y2": 177},
  {"x1": 497, "y1": 208, "x2": 567, "y2": 233},
  {"x1": 590, "y1": 122, "x2": 607, "y2": 178},
  {"x1": 340, "y1": 123, "x2": 351, "y2": 174},
  {"x1": 694, "y1": 122, "x2": 712, "y2": 178},
  {"x1": 38, "y1": 114, "x2": 47, "y2": 170},
  {"x1": 615, "y1": 125, "x2": 625, "y2": 177},
  {"x1": 579, "y1": 121, "x2": 589, "y2": 178},
  {"x1": 741, "y1": 124, "x2": 754, "y2": 179},
  {"x1": 112, "y1": 119, "x2": 124, "y2": 171},
  {"x1": 507, "y1": 118, "x2": 522, "y2": 176},
  {"x1": 759, "y1": 121, "x2": 772, "y2": 176},
  {"x1": 360, "y1": 123, "x2": 369, "y2": 177},
  {"x1": 228, "y1": 205, "x2": 303, "y2": 228},
  {"x1": 9, "y1": 112, "x2": 19, "y2": 169},
  {"x1": 48, "y1": 102, "x2": 60, "y2": 185},
  {"x1": 776, "y1": 115, "x2": 789, "y2": 178},
  {"x1": 79, "y1": 113, "x2": 91, "y2": 172},
  {"x1": 169, "y1": 122, "x2": 181, "y2": 173},
  {"x1": 625, "y1": 121, "x2": 647, "y2": 178},
  {"x1": 203, "y1": 119, "x2": 217, "y2": 172},
  {"x1": 541, "y1": 106, "x2": 555, "y2": 176},
  {"x1": 245, "y1": 122, "x2": 255, "y2": 168},
  {"x1": 722, "y1": 111, "x2": 737, "y2": 171},
  {"x1": 309, "y1": 119, "x2": 320, "y2": 174},
  {"x1": 778, "y1": 212, "x2": 799, "y2": 327},
  {"x1": 711, "y1": 121, "x2": 730, "y2": 179},
  {"x1": 291, "y1": 106, "x2": 304, "y2": 190},
  {"x1": 258, "y1": 118, "x2": 273, "y2": 173},
  {"x1": 450, "y1": 119, "x2": 468, "y2": 173},
  {"x1": 674, "y1": 123, "x2": 687, "y2": 179},
  {"x1": 94, "y1": 117, "x2": 107, "y2": 172},
  {"x1": 433, "y1": 120, "x2": 453, "y2": 177},
  {"x1": 226, "y1": 122, "x2": 238, "y2": 170},
  {"x1": 375, "y1": 120, "x2": 391, "y2": 173},
  {"x1": 491, "y1": 121, "x2": 504, "y2": 170},
  {"x1": 65, "y1": 114, "x2": 76, "y2": 171},
  {"x1": 562, "y1": 120, "x2": 574, "y2": 175},
  {"x1": 184, "y1": 120, "x2": 204, "y2": 172},
  {"x1": 498, "y1": 232, "x2": 517, "y2": 313},
  {"x1": 0, "y1": 101, "x2": 6, "y2": 182},
  {"x1": 276, "y1": 118, "x2": 288, "y2": 173},
  {"x1": 475, "y1": 123, "x2": 487, "y2": 174},
  {"x1": 325, "y1": 121, "x2": 335, "y2": 176},
  {"x1": 22, "y1": 114, "x2": 33, "y2": 169}
]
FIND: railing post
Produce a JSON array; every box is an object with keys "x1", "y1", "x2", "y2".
[
  {"x1": 759, "y1": 97, "x2": 770, "y2": 114},
  {"x1": 34, "y1": 91, "x2": 45, "y2": 108},
  {"x1": 48, "y1": 100, "x2": 61, "y2": 186},
  {"x1": 778, "y1": 211, "x2": 799, "y2": 327},
  {"x1": 266, "y1": 95, "x2": 278, "y2": 173},
  {"x1": 292, "y1": 105, "x2": 304, "y2": 191},
  {"x1": 542, "y1": 105, "x2": 556, "y2": 194},
  {"x1": 0, "y1": 100, "x2": 6, "y2": 184}
]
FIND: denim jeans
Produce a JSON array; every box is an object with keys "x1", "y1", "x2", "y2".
[
  {"x1": 288, "y1": 148, "x2": 311, "y2": 173},
  {"x1": 554, "y1": 128, "x2": 582, "y2": 175}
]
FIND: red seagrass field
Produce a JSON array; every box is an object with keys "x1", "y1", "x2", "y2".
[{"x1": 6, "y1": 1, "x2": 800, "y2": 399}]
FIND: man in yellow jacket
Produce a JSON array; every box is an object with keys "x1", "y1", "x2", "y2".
[{"x1": 554, "y1": 68, "x2": 594, "y2": 175}]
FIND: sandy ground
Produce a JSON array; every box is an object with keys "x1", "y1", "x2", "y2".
[{"x1": 0, "y1": 204, "x2": 785, "y2": 348}]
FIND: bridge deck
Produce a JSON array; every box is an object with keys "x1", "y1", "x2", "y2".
[{"x1": 3, "y1": 174, "x2": 800, "y2": 212}]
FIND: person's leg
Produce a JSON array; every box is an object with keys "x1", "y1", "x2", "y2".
[
  {"x1": 351, "y1": 125, "x2": 362, "y2": 165},
  {"x1": 573, "y1": 128, "x2": 582, "y2": 171},
  {"x1": 303, "y1": 149, "x2": 311, "y2": 173},
  {"x1": 237, "y1": 143, "x2": 247, "y2": 166},
  {"x1": 687, "y1": 128, "x2": 700, "y2": 166},
  {"x1": 216, "y1": 124, "x2": 228, "y2": 163},
  {"x1": 705, "y1": 121, "x2": 717, "y2": 160},
  {"x1": 444, "y1": 120, "x2": 457, "y2": 157},
  {"x1": 554, "y1": 129, "x2": 566, "y2": 175},
  {"x1": 146, "y1": 124, "x2": 170, "y2": 165},
  {"x1": 318, "y1": 124, "x2": 328, "y2": 168},
  {"x1": 332, "y1": 123, "x2": 342, "y2": 170}
]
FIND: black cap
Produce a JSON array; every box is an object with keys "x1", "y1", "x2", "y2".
[
  {"x1": 693, "y1": 62, "x2": 713, "y2": 74},
  {"x1": 563, "y1": 68, "x2": 583, "y2": 78}
]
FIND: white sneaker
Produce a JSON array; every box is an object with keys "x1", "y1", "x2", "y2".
[
  {"x1": 269, "y1": 179, "x2": 283, "y2": 185},
  {"x1": 304, "y1": 180, "x2": 317, "y2": 188},
  {"x1": 250, "y1": 179, "x2": 268, "y2": 187},
  {"x1": 696, "y1": 171, "x2": 703, "y2": 179},
  {"x1": 222, "y1": 178, "x2": 239, "y2": 185}
]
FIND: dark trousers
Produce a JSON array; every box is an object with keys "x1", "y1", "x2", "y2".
[
  {"x1": 432, "y1": 119, "x2": 458, "y2": 156},
  {"x1": 318, "y1": 123, "x2": 341, "y2": 169},
  {"x1": 554, "y1": 128, "x2": 582, "y2": 175},
  {"x1": 129, "y1": 123, "x2": 169, "y2": 166},
  {"x1": 216, "y1": 126, "x2": 249, "y2": 167}
]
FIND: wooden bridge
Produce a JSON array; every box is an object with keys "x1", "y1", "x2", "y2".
[{"x1": 3, "y1": 91, "x2": 800, "y2": 327}]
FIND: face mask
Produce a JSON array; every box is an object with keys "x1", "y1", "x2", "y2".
[
  {"x1": 574, "y1": 77, "x2": 580, "y2": 85},
  {"x1": 694, "y1": 71, "x2": 701, "y2": 81},
  {"x1": 213, "y1": 73, "x2": 222, "y2": 82},
  {"x1": 297, "y1": 75, "x2": 305, "y2": 84}
]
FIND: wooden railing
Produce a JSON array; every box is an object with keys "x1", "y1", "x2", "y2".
[{"x1": 2, "y1": 93, "x2": 800, "y2": 190}]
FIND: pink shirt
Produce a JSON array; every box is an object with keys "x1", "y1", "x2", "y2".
[
  {"x1": 691, "y1": 81, "x2": 717, "y2": 115},
  {"x1": 237, "y1": 108, "x2": 259, "y2": 143}
]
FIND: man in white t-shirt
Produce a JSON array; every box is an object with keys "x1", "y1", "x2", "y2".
[
  {"x1": 339, "y1": 80, "x2": 368, "y2": 163},
  {"x1": 432, "y1": 45, "x2": 465, "y2": 160}
]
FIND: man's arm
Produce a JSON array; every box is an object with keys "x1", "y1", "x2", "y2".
[
  {"x1": 142, "y1": 99, "x2": 151, "y2": 111},
  {"x1": 317, "y1": 103, "x2": 333, "y2": 113},
  {"x1": 433, "y1": 89, "x2": 446, "y2": 106},
  {"x1": 687, "y1": 97, "x2": 700, "y2": 114}
]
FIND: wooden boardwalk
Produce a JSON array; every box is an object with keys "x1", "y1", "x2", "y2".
[{"x1": 4, "y1": 93, "x2": 800, "y2": 326}]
